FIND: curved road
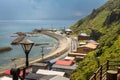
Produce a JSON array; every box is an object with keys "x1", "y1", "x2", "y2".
[{"x1": 17, "y1": 31, "x2": 71, "y2": 68}]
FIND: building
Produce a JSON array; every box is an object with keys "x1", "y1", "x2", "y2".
[
  {"x1": 78, "y1": 33, "x2": 90, "y2": 41},
  {"x1": 64, "y1": 29, "x2": 72, "y2": 35},
  {"x1": 36, "y1": 69, "x2": 65, "y2": 76},
  {"x1": 55, "y1": 60, "x2": 74, "y2": 66},
  {"x1": 52, "y1": 60, "x2": 77, "y2": 77},
  {"x1": 31, "y1": 63, "x2": 49, "y2": 73}
]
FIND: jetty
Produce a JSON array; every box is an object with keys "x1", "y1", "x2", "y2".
[
  {"x1": 11, "y1": 32, "x2": 26, "y2": 45},
  {"x1": 0, "y1": 47, "x2": 12, "y2": 53}
]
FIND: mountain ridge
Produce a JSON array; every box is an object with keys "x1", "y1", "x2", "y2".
[{"x1": 70, "y1": 0, "x2": 120, "y2": 80}]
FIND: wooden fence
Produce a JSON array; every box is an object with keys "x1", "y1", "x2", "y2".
[{"x1": 89, "y1": 60, "x2": 120, "y2": 80}]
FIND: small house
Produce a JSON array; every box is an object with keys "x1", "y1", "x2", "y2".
[
  {"x1": 36, "y1": 69, "x2": 65, "y2": 76},
  {"x1": 68, "y1": 52, "x2": 87, "y2": 61},
  {"x1": 52, "y1": 64, "x2": 77, "y2": 77},
  {"x1": 65, "y1": 29, "x2": 72, "y2": 35},
  {"x1": 68, "y1": 52, "x2": 87, "y2": 57},
  {"x1": 82, "y1": 42, "x2": 99, "y2": 50},
  {"x1": 26, "y1": 74, "x2": 70, "y2": 80},
  {"x1": 78, "y1": 33, "x2": 90, "y2": 41},
  {"x1": 52, "y1": 64, "x2": 77, "y2": 71},
  {"x1": 31, "y1": 63, "x2": 49, "y2": 73},
  {"x1": 55, "y1": 60, "x2": 74, "y2": 66},
  {"x1": 64, "y1": 56, "x2": 75, "y2": 61},
  {"x1": 76, "y1": 46, "x2": 94, "y2": 54}
]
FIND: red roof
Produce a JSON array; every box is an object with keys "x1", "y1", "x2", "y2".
[
  {"x1": 3, "y1": 69, "x2": 29, "y2": 77},
  {"x1": 55, "y1": 60, "x2": 73, "y2": 66}
]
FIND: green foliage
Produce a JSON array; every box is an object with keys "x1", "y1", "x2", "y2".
[
  {"x1": 104, "y1": 9, "x2": 120, "y2": 25},
  {"x1": 90, "y1": 29, "x2": 102, "y2": 40},
  {"x1": 70, "y1": 0, "x2": 120, "y2": 80}
]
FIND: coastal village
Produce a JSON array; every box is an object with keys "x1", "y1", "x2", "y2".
[
  {"x1": 0, "y1": 28, "x2": 99, "y2": 80},
  {"x1": 0, "y1": 0, "x2": 120, "y2": 80}
]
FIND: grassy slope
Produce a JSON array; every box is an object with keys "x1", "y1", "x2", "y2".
[{"x1": 70, "y1": 0, "x2": 120, "y2": 80}]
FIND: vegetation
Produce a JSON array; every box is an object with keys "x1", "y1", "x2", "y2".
[{"x1": 70, "y1": 0, "x2": 120, "y2": 80}]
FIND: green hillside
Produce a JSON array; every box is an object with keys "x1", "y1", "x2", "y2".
[{"x1": 70, "y1": 0, "x2": 120, "y2": 80}]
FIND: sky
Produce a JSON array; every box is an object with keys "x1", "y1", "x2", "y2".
[{"x1": 0, "y1": 0, "x2": 108, "y2": 20}]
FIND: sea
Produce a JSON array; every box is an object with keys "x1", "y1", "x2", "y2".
[{"x1": 0, "y1": 20, "x2": 76, "y2": 72}]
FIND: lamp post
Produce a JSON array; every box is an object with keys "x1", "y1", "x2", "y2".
[{"x1": 20, "y1": 39, "x2": 34, "y2": 67}]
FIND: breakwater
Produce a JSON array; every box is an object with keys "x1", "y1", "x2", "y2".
[
  {"x1": 11, "y1": 32, "x2": 26, "y2": 45},
  {"x1": 0, "y1": 47, "x2": 12, "y2": 53}
]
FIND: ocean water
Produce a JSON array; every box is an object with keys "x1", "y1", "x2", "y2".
[{"x1": 0, "y1": 20, "x2": 76, "y2": 71}]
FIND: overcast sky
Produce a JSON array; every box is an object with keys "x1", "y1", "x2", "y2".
[{"x1": 0, "y1": 0, "x2": 108, "y2": 20}]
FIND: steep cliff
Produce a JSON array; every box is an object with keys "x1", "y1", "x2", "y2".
[{"x1": 70, "y1": 0, "x2": 120, "y2": 79}]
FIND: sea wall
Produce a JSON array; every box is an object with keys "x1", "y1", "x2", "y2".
[
  {"x1": 29, "y1": 31, "x2": 70, "y2": 62},
  {"x1": 16, "y1": 31, "x2": 70, "y2": 69}
]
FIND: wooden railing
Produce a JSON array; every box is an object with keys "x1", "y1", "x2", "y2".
[{"x1": 89, "y1": 60, "x2": 120, "y2": 80}]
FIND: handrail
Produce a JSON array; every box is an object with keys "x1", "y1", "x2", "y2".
[{"x1": 89, "y1": 60, "x2": 120, "y2": 80}]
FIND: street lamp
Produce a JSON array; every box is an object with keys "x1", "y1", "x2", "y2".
[{"x1": 20, "y1": 39, "x2": 34, "y2": 67}]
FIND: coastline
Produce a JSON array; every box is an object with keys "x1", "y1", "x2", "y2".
[{"x1": 16, "y1": 31, "x2": 71, "y2": 69}]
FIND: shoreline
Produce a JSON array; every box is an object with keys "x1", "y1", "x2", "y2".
[
  {"x1": 0, "y1": 31, "x2": 70, "y2": 74},
  {"x1": 16, "y1": 31, "x2": 70, "y2": 70}
]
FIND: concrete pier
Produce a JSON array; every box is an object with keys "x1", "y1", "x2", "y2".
[{"x1": 11, "y1": 32, "x2": 26, "y2": 45}]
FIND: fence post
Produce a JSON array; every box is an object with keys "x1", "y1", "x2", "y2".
[
  {"x1": 94, "y1": 73, "x2": 96, "y2": 80},
  {"x1": 100, "y1": 65, "x2": 102, "y2": 80},
  {"x1": 106, "y1": 60, "x2": 109, "y2": 71}
]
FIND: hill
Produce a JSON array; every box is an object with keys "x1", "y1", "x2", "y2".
[{"x1": 70, "y1": 0, "x2": 120, "y2": 80}]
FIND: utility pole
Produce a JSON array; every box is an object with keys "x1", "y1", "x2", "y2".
[
  {"x1": 41, "y1": 46, "x2": 44, "y2": 60},
  {"x1": 71, "y1": 38, "x2": 72, "y2": 53}
]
